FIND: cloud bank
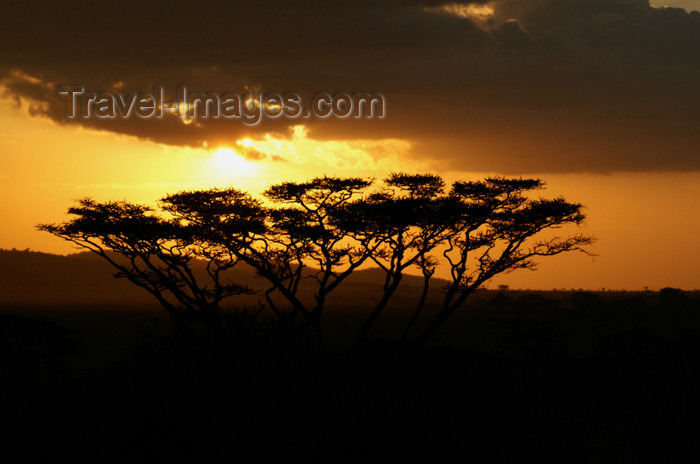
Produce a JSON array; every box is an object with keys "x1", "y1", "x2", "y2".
[{"x1": 1, "y1": 0, "x2": 698, "y2": 173}]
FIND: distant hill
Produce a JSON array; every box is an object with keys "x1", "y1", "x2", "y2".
[
  {"x1": 0, "y1": 248, "x2": 448, "y2": 311},
  {"x1": 0, "y1": 249, "x2": 157, "y2": 308}
]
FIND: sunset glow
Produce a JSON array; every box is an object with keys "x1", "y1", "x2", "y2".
[
  {"x1": 212, "y1": 147, "x2": 254, "y2": 174},
  {"x1": 4, "y1": 2, "x2": 700, "y2": 459},
  {"x1": 1, "y1": 0, "x2": 699, "y2": 290}
]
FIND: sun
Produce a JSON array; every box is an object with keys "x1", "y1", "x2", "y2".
[{"x1": 211, "y1": 147, "x2": 254, "y2": 174}]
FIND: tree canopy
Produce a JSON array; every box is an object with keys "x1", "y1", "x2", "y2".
[{"x1": 39, "y1": 173, "x2": 593, "y2": 347}]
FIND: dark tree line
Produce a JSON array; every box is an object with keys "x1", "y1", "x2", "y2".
[{"x1": 38, "y1": 173, "x2": 593, "y2": 347}]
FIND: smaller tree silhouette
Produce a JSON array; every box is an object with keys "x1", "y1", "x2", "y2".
[
  {"x1": 158, "y1": 187, "x2": 312, "y2": 325},
  {"x1": 336, "y1": 173, "x2": 454, "y2": 344},
  {"x1": 261, "y1": 176, "x2": 378, "y2": 347},
  {"x1": 414, "y1": 177, "x2": 593, "y2": 343},
  {"x1": 37, "y1": 198, "x2": 254, "y2": 332}
]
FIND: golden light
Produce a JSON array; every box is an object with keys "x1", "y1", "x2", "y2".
[
  {"x1": 211, "y1": 147, "x2": 255, "y2": 175},
  {"x1": 238, "y1": 138, "x2": 253, "y2": 148},
  {"x1": 430, "y1": 2, "x2": 495, "y2": 21}
]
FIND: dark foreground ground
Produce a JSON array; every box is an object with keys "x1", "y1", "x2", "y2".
[{"x1": 2, "y1": 289, "x2": 700, "y2": 463}]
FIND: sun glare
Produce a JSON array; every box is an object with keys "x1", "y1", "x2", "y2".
[{"x1": 211, "y1": 147, "x2": 255, "y2": 175}]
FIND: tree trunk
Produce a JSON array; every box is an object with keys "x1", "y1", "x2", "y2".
[
  {"x1": 401, "y1": 271, "x2": 431, "y2": 342},
  {"x1": 354, "y1": 273, "x2": 403, "y2": 346}
]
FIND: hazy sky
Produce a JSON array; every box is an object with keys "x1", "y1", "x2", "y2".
[{"x1": 1, "y1": 1, "x2": 699, "y2": 289}]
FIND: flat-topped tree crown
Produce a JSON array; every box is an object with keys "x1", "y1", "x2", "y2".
[
  {"x1": 160, "y1": 188, "x2": 268, "y2": 240},
  {"x1": 335, "y1": 173, "x2": 452, "y2": 236},
  {"x1": 385, "y1": 173, "x2": 445, "y2": 199},
  {"x1": 451, "y1": 177, "x2": 544, "y2": 208},
  {"x1": 38, "y1": 172, "x2": 593, "y2": 346},
  {"x1": 263, "y1": 176, "x2": 373, "y2": 211},
  {"x1": 37, "y1": 197, "x2": 254, "y2": 331},
  {"x1": 39, "y1": 198, "x2": 184, "y2": 251}
]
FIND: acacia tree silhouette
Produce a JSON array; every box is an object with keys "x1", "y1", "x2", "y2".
[
  {"x1": 158, "y1": 187, "x2": 312, "y2": 326},
  {"x1": 336, "y1": 174, "x2": 455, "y2": 344},
  {"x1": 38, "y1": 173, "x2": 593, "y2": 346},
  {"x1": 415, "y1": 177, "x2": 594, "y2": 343},
  {"x1": 37, "y1": 198, "x2": 254, "y2": 332},
  {"x1": 260, "y1": 177, "x2": 380, "y2": 347}
]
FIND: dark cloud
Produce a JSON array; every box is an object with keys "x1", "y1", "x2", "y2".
[{"x1": 1, "y1": 0, "x2": 698, "y2": 173}]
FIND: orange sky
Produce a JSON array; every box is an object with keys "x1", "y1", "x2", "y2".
[
  {"x1": 2, "y1": 1, "x2": 699, "y2": 291},
  {"x1": 2, "y1": 99, "x2": 698, "y2": 291}
]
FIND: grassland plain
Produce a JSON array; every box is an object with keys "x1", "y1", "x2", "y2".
[{"x1": 2, "y1": 249, "x2": 700, "y2": 461}]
